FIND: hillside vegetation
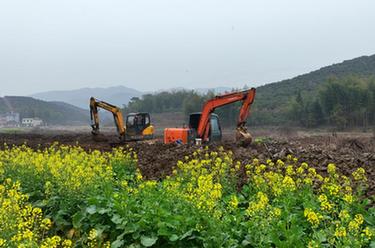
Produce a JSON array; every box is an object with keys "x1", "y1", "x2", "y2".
[
  {"x1": 289, "y1": 76, "x2": 375, "y2": 129},
  {"x1": 253, "y1": 55, "x2": 375, "y2": 124},
  {"x1": 0, "y1": 96, "x2": 88, "y2": 125},
  {"x1": 124, "y1": 55, "x2": 375, "y2": 128}
]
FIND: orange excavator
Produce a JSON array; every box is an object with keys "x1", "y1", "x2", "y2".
[{"x1": 164, "y1": 88, "x2": 256, "y2": 146}]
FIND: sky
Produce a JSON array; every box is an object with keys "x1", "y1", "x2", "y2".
[{"x1": 1, "y1": 0, "x2": 375, "y2": 96}]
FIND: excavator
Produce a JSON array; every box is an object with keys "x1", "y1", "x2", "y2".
[
  {"x1": 164, "y1": 88, "x2": 256, "y2": 146},
  {"x1": 89, "y1": 97, "x2": 154, "y2": 141}
]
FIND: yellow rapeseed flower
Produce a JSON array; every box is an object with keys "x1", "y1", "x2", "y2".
[
  {"x1": 339, "y1": 209, "x2": 350, "y2": 221},
  {"x1": 62, "y1": 239, "x2": 73, "y2": 248},
  {"x1": 301, "y1": 162, "x2": 308, "y2": 169},
  {"x1": 335, "y1": 226, "x2": 347, "y2": 238},
  {"x1": 352, "y1": 167, "x2": 367, "y2": 182},
  {"x1": 228, "y1": 195, "x2": 239, "y2": 210},
  {"x1": 318, "y1": 194, "x2": 333, "y2": 211},
  {"x1": 343, "y1": 194, "x2": 353, "y2": 204},
  {"x1": 362, "y1": 227, "x2": 373, "y2": 239},
  {"x1": 308, "y1": 168, "x2": 316, "y2": 177},
  {"x1": 88, "y1": 229, "x2": 97, "y2": 240},
  {"x1": 0, "y1": 239, "x2": 6, "y2": 247},
  {"x1": 327, "y1": 163, "x2": 336, "y2": 175},
  {"x1": 271, "y1": 207, "x2": 282, "y2": 218},
  {"x1": 354, "y1": 214, "x2": 364, "y2": 225},
  {"x1": 304, "y1": 208, "x2": 322, "y2": 227},
  {"x1": 246, "y1": 192, "x2": 269, "y2": 216},
  {"x1": 348, "y1": 214, "x2": 363, "y2": 233},
  {"x1": 296, "y1": 166, "x2": 304, "y2": 175},
  {"x1": 282, "y1": 176, "x2": 296, "y2": 191},
  {"x1": 276, "y1": 159, "x2": 285, "y2": 167},
  {"x1": 40, "y1": 218, "x2": 52, "y2": 230},
  {"x1": 348, "y1": 220, "x2": 360, "y2": 233}
]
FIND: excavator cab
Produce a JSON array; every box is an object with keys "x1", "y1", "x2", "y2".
[
  {"x1": 189, "y1": 113, "x2": 222, "y2": 142},
  {"x1": 125, "y1": 112, "x2": 154, "y2": 140}
]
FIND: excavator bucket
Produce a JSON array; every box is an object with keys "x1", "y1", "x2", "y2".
[
  {"x1": 90, "y1": 125, "x2": 109, "y2": 141},
  {"x1": 91, "y1": 129, "x2": 99, "y2": 136},
  {"x1": 236, "y1": 126, "x2": 252, "y2": 146},
  {"x1": 90, "y1": 124, "x2": 100, "y2": 136}
]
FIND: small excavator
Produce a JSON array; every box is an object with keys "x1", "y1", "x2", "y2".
[
  {"x1": 164, "y1": 88, "x2": 256, "y2": 146},
  {"x1": 89, "y1": 97, "x2": 154, "y2": 141}
]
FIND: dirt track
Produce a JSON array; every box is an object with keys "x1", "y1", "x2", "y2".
[{"x1": 0, "y1": 130, "x2": 374, "y2": 197}]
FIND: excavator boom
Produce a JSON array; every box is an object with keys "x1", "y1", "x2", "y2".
[
  {"x1": 197, "y1": 88, "x2": 256, "y2": 144},
  {"x1": 89, "y1": 97, "x2": 126, "y2": 138}
]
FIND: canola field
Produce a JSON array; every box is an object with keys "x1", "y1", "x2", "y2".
[{"x1": 0, "y1": 144, "x2": 374, "y2": 247}]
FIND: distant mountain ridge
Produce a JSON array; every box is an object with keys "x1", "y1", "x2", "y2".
[
  {"x1": 0, "y1": 96, "x2": 88, "y2": 125},
  {"x1": 31, "y1": 86, "x2": 143, "y2": 109},
  {"x1": 31, "y1": 86, "x2": 233, "y2": 109}
]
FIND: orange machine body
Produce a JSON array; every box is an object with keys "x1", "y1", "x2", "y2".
[
  {"x1": 164, "y1": 128, "x2": 191, "y2": 144},
  {"x1": 163, "y1": 88, "x2": 256, "y2": 145}
]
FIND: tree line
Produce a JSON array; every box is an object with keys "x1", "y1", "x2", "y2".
[
  {"x1": 289, "y1": 76, "x2": 375, "y2": 129},
  {"x1": 122, "y1": 89, "x2": 244, "y2": 127},
  {"x1": 123, "y1": 75, "x2": 375, "y2": 129}
]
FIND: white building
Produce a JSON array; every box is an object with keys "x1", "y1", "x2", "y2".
[
  {"x1": 22, "y1": 118, "x2": 43, "y2": 127},
  {"x1": 0, "y1": 112, "x2": 20, "y2": 127},
  {"x1": 0, "y1": 116, "x2": 7, "y2": 126},
  {"x1": 5, "y1": 112, "x2": 20, "y2": 123}
]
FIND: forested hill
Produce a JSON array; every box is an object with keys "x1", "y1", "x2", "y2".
[
  {"x1": 260, "y1": 55, "x2": 375, "y2": 94},
  {"x1": 254, "y1": 54, "x2": 375, "y2": 115},
  {"x1": 0, "y1": 96, "x2": 88, "y2": 125},
  {"x1": 123, "y1": 54, "x2": 375, "y2": 128}
]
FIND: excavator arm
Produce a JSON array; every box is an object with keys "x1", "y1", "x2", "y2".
[
  {"x1": 196, "y1": 88, "x2": 256, "y2": 144},
  {"x1": 89, "y1": 97, "x2": 126, "y2": 138}
]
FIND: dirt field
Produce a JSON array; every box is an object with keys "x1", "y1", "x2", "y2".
[{"x1": 0, "y1": 128, "x2": 374, "y2": 197}]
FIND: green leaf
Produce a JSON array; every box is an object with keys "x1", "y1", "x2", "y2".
[
  {"x1": 111, "y1": 214, "x2": 123, "y2": 225},
  {"x1": 241, "y1": 239, "x2": 251, "y2": 246},
  {"x1": 98, "y1": 207, "x2": 111, "y2": 214},
  {"x1": 111, "y1": 233, "x2": 125, "y2": 248},
  {"x1": 53, "y1": 210, "x2": 70, "y2": 227},
  {"x1": 140, "y1": 235, "x2": 158, "y2": 247},
  {"x1": 179, "y1": 229, "x2": 193, "y2": 240},
  {"x1": 169, "y1": 234, "x2": 179, "y2": 242},
  {"x1": 86, "y1": 205, "x2": 97, "y2": 214},
  {"x1": 124, "y1": 223, "x2": 138, "y2": 234},
  {"x1": 72, "y1": 211, "x2": 85, "y2": 229},
  {"x1": 315, "y1": 230, "x2": 327, "y2": 243},
  {"x1": 129, "y1": 243, "x2": 141, "y2": 248},
  {"x1": 112, "y1": 239, "x2": 124, "y2": 248}
]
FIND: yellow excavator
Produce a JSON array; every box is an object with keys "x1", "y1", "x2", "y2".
[{"x1": 89, "y1": 97, "x2": 154, "y2": 141}]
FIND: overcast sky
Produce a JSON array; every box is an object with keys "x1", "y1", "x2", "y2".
[{"x1": 1, "y1": 0, "x2": 375, "y2": 96}]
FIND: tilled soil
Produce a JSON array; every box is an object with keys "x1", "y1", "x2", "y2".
[{"x1": 1, "y1": 131, "x2": 374, "y2": 197}]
